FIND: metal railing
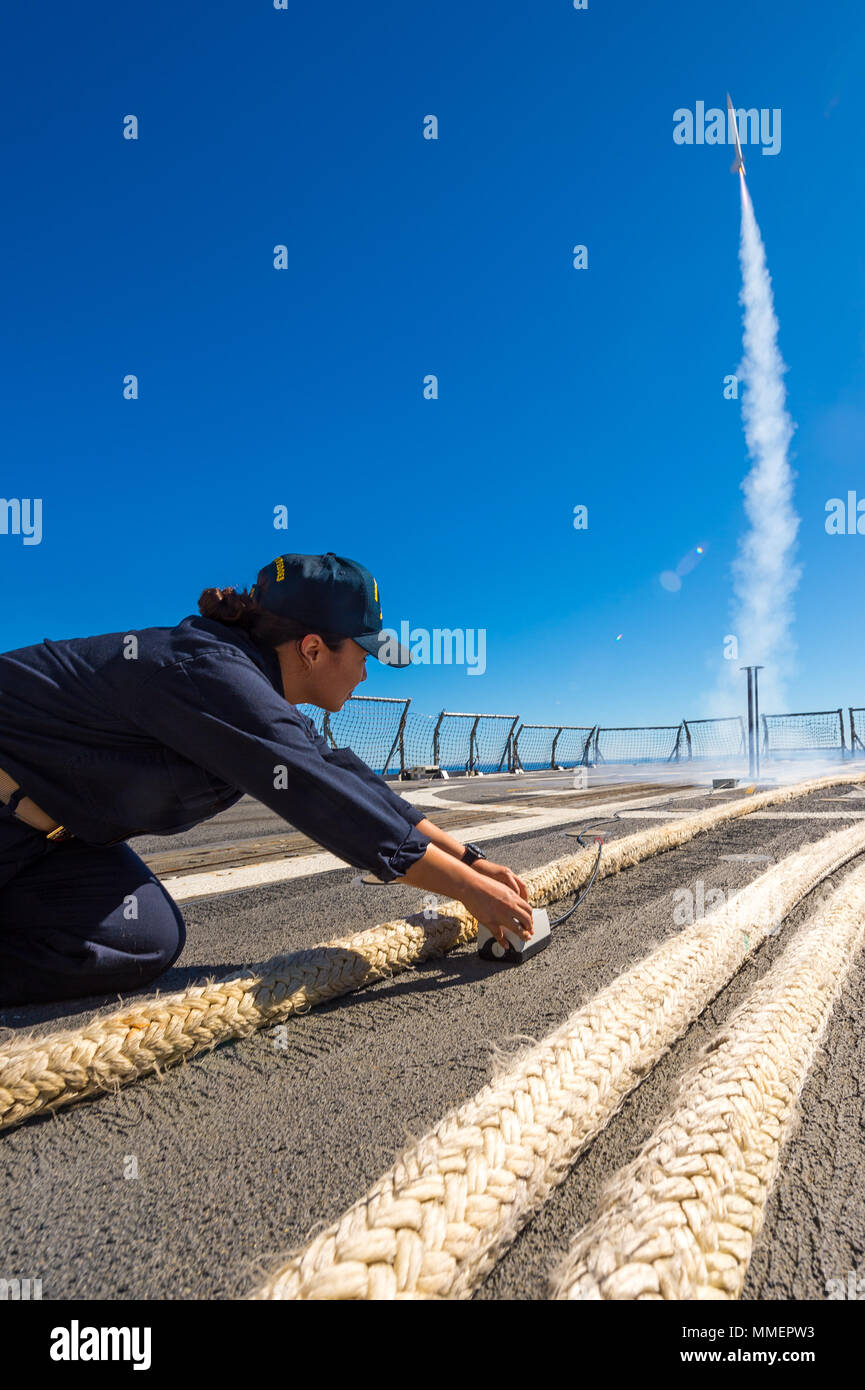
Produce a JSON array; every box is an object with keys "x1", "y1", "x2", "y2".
[
  {"x1": 512, "y1": 724, "x2": 596, "y2": 771},
  {"x1": 682, "y1": 716, "x2": 747, "y2": 760},
  {"x1": 432, "y1": 711, "x2": 519, "y2": 775},
  {"x1": 594, "y1": 724, "x2": 686, "y2": 764},
  {"x1": 302, "y1": 696, "x2": 864, "y2": 776},
  {"x1": 319, "y1": 695, "x2": 410, "y2": 776},
  {"x1": 761, "y1": 709, "x2": 847, "y2": 759}
]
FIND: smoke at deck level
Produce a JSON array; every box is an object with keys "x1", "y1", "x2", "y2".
[{"x1": 714, "y1": 177, "x2": 801, "y2": 717}]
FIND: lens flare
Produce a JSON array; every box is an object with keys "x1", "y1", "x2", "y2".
[
  {"x1": 676, "y1": 544, "x2": 707, "y2": 577},
  {"x1": 659, "y1": 543, "x2": 707, "y2": 591}
]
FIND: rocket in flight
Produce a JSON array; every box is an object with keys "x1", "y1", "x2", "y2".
[{"x1": 727, "y1": 93, "x2": 747, "y2": 175}]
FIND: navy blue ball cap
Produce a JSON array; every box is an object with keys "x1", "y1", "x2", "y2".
[{"x1": 252, "y1": 553, "x2": 412, "y2": 667}]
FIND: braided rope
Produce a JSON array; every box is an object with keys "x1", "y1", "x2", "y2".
[
  {"x1": 549, "y1": 860, "x2": 865, "y2": 1300},
  {"x1": 0, "y1": 909, "x2": 476, "y2": 1132},
  {"x1": 2, "y1": 767, "x2": 863, "y2": 1135},
  {"x1": 252, "y1": 819, "x2": 865, "y2": 1299},
  {"x1": 522, "y1": 768, "x2": 865, "y2": 907}
]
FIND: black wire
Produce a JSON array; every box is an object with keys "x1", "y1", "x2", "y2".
[
  {"x1": 546, "y1": 799, "x2": 674, "y2": 928},
  {"x1": 548, "y1": 839, "x2": 603, "y2": 926},
  {"x1": 547, "y1": 815, "x2": 617, "y2": 927}
]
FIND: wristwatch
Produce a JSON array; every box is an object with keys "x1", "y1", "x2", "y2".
[{"x1": 461, "y1": 842, "x2": 487, "y2": 866}]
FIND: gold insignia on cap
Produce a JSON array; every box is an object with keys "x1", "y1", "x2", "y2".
[{"x1": 275, "y1": 556, "x2": 285, "y2": 582}]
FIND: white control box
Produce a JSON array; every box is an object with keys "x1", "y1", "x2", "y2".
[{"x1": 477, "y1": 908, "x2": 551, "y2": 964}]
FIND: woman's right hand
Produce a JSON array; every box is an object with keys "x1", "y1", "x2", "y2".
[
  {"x1": 397, "y1": 843, "x2": 534, "y2": 947},
  {"x1": 458, "y1": 877, "x2": 534, "y2": 946}
]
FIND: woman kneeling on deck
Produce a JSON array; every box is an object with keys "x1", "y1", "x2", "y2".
[{"x1": 0, "y1": 552, "x2": 531, "y2": 1006}]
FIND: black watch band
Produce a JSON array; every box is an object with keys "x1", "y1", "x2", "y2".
[{"x1": 461, "y1": 842, "x2": 486, "y2": 866}]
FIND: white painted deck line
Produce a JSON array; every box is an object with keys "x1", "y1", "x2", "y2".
[
  {"x1": 613, "y1": 809, "x2": 865, "y2": 821},
  {"x1": 162, "y1": 787, "x2": 710, "y2": 903}
]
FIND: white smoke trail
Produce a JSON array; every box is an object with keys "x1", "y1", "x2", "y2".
[{"x1": 719, "y1": 177, "x2": 801, "y2": 714}]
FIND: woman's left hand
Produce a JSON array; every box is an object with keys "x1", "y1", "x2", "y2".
[{"x1": 469, "y1": 858, "x2": 530, "y2": 902}]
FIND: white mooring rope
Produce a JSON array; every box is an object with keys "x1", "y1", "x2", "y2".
[
  {"x1": 2, "y1": 768, "x2": 863, "y2": 1133},
  {"x1": 548, "y1": 859, "x2": 865, "y2": 1300},
  {"x1": 251, "y1": 819, "x2": 865, "y2": 1299}
]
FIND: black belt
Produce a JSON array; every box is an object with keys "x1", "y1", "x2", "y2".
[{"x1": 1, "y1": 786, "x2": 76, "y2": 842}]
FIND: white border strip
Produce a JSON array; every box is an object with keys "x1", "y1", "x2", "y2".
[{"x1": 162, "y1": 788, "x2": 709, "y2": 902}]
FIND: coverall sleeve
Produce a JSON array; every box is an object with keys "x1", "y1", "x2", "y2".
[
  {"x1": 291, "y1": 709, "x2": 427, "y2": 827},
  {"x1": 133, "y1": 653, "x2": 431, "y2": 881}
]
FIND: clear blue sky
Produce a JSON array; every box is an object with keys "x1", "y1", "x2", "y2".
[{"x1": 3, "y1": 1, "x2": 863, "y2": 728}]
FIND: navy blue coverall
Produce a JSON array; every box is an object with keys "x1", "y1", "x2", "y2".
[{"x1": 0, "y1": 616, "x2": 431, "y2": 1005}]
